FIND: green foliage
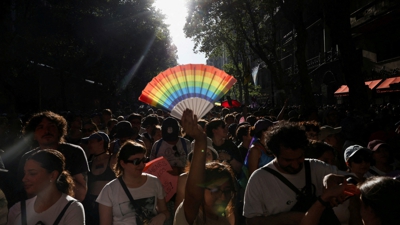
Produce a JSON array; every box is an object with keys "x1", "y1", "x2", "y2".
[{"x1": 0, "y1": 0, "x2": 177, "y2": 111}]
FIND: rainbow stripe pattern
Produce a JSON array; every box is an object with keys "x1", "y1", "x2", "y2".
[{"x1": 139, "y1": 64, "x2": 237, "y2": 118}]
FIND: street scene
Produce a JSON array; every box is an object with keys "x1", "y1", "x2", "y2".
[{"x1": 0, "y1": 0, "x2": 400, "y2": 225}]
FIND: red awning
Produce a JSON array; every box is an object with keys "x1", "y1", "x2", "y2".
[
  {"x1": 376, "y1": 76, "x2": 400, "y2": 93},
  {"x1": 334, "y1": 85, "x2": 349, "y2": 96},
  {"x1": 334, "y1": 79, "x2": 382, "y2": 96}
]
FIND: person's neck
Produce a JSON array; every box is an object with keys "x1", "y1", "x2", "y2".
[
  {"x1": 212, "y1": 137, "x2": 224, "y2": 146},
  {"x1": 34, "y1": 188, "x2": 62, "y2": 213},
  {"x1": 39, "y1": 143, "x2": 59, "y2": 150},
  {"x1": 242, "y1": 139, "x2": 251, "y2": 149}
]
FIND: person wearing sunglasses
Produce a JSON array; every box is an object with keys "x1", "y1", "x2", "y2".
[
  {"x1": 344, "y1": 145, "x2": 373, "y2": 183},
  {"x1": 174, "y1": 109, "x2": 236, "y2": 225},
  {"x1": 97, "y1": 141, "x2": 169, "y2": 225}
]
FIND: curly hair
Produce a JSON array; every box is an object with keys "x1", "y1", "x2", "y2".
[
  {"x1": 28, "y1": 149, "x2": 74, "y2": 196},
  {"x1": 266, "y1": 121, "x2": 309, "y2": 156},
  {"x1": 23, "y1": 111, "x2": 68, "y2": 143}
]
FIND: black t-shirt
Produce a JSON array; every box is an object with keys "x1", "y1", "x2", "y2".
[
  {"x1": 213, "y1": 139, "x2": 242, "y2": 162},
  {"x1": 18, "y1": 143, "x2": 90, "y2": 179}
]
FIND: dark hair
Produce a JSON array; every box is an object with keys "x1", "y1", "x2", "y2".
[
  {"x1": 359, "y1": 176, "x2": 400, "y2": 225},
  {"x1": 102, "y1": 109, "x2": 112, "y2": 116},
  {"x1": 224, "y1": 114, "x2": 235, "y2": 123},
  {"x1": 83, "y1": 120, "x2": 99, "y2": 132},
  {"x1": 205, "y1": 119, "x2": 225, "y2": 138},
  {"x1": 114, "y1": 141, "x2": 146, "y2": 177},
  {"x1": 127, "y1": 113, "x2": 142, "y2": 122},
  {"x1": 202, "y1": 161, "x2": 236, "y2": 221},
  {"x1": 28, "y1": 149, "x2": 74, "y2": 196},
  {"x1": 299, "y1": 121, "x2": 320, "y2": 133},
  {"x1": 23, "y1": 111, "x2": 68, "y2": 143},
  {"x1": 246, "y1": 115, "x2": 257, "y2": 126},
  {"x1": 141, "y1": 115, "x2": 159, "y2": 128},
  {"x1": 236, "y1": 125, "x2": 251, "y2": 142},
  {"x1": 306, "y1": 141, "x2": 336, "y2": 159},
  {"x1": 266, "y1": 121, "x2": 309, "y2": 156},
  {"x1": 197, "y1": 119, "x2": 208, "y2": 129}
]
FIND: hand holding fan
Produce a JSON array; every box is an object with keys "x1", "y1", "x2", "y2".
[{"x1": 139, "y1": 64, "x2": 237, "y2": 119}]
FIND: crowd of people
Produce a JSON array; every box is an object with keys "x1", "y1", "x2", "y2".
[{"x1": 0, "y1": 102, "x2": 399, "y2": 225}]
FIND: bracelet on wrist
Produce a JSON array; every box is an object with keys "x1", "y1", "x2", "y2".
[{"x1": 317, "y1": 195, "x2": 331, "y2": 208}]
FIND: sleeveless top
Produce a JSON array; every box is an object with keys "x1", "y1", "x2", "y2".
[
  {"x1": 244, "y1": 139, "x2": 274, "y2": 168},
  {"x1": 88, "y1": 156, "x2": 116, "y2": 183}
]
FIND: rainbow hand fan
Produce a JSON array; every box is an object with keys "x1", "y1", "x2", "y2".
[{"x1": 139, "y1": 64, "x2": 237, "y2": 119}]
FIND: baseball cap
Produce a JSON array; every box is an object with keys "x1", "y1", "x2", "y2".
[
  {"x1": 82, "y1": 131, "x2": 110, "y2": 144},
  {"x1": 318, "y1": 126, "x2": 341, "y2": 141},
  {"x1": 162, "y1": 117, "x2": 180, "y2": 142},
  {"x1": 344, "y1": 145, "x2": 371, "y2": 162},
  {"x1": 367, "y1": 139, "x2": 390, "y2": 152},
  {"x1": 188, "y1": 137, "x2": 219, "y2": 162}
]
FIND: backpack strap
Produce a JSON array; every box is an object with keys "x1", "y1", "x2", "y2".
[
  {"x1": 154, "y1": 138, "x2": 163, "y2": 157},
  {"x1": 53, "y1": 200, "x2": 75, "y2": 225},
  {"x1": 21, "y1": 200, "x2": 27, "y2": 225},
  {"x1": 262, "y1": 160, "x2": 312, "y2": 196},
  {"x1": 118, "y1": 176, "x2": 144, "y2": 218},
  {"x1": 304, "y1": 160, "x2": 314, "y2": 195},
  {"x1": 263, "y1": 167, "x2": 301, "y2": 195}
]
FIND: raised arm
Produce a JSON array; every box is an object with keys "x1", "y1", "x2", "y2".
[{"x1": 180, "y1": 109, "x2": 207, "y2": 224}]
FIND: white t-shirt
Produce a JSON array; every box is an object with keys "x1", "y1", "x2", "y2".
[
  {"x1": 173, "y1": 201, "x2": 230, "y2": 225},
  {"x1": 243, "y1": 159, "x2": 345, "y2": 219},
  {"x1": 7, "y1": 194, "x2": 84, "y2": 225},
  {"x1": 96, "y1": 173, "x2": 165, "y2": 225}
]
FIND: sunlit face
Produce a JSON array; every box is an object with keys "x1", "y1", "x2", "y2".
[
  {"x1": 23, "y1": 159, "x2": 54, "y2": 195},
  {"x1": 276, "y1": 146, "x2": 305, "y2": 174},
  {"x1": 34, "y1": 118, "x2": 60, "y2": 147},
  {"x1": 204, "y1": 178, "x2": 232, "y2": 216}
]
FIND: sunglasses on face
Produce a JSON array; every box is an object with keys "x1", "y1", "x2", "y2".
[
  {"x1": 351, "y1": 155, "x2": 372, "y2": 164},
  {"x1": 124, "y1": 157, "x2": 150, "y2": 165},
  {"x1": 206, "y1": 186, "x2": 233, "y2": 198}
]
